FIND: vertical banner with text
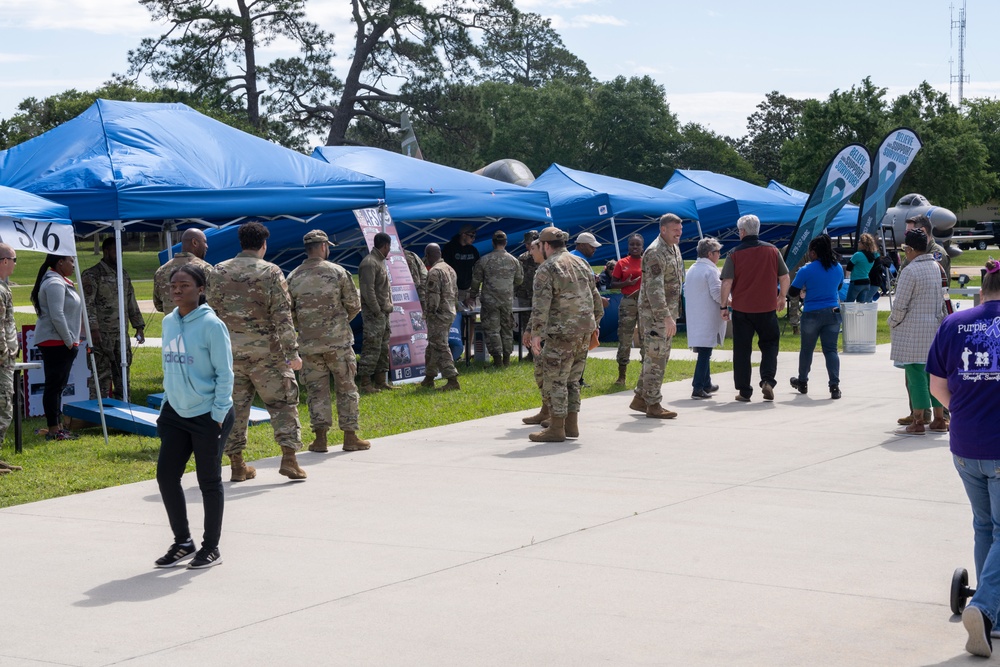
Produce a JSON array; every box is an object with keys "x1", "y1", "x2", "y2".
[
  {"x1": 354, "y1": 208, "x2": 427, "y2": 382},
  {"x1": 855, "y1": 128, "x2": 922, "y2": 239},
  {"x1": 785, "y1": 144, "x2": 872, "y2": 271}
]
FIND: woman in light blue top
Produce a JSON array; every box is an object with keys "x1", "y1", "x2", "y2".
[{"x1": 154, "y1": 265, "x2": 234, "y2": 570}]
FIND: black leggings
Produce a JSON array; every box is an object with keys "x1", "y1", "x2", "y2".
[
  {"x1": 39, "y1": 344, "x2": 78, "y2": 428},
  {"x1": 156, "y1": 402, "x2": 235, "y2": 551}
]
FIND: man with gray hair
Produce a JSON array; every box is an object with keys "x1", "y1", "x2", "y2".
[{"x1": 719, "y1": 214, "x2": 789, "y2": 403}]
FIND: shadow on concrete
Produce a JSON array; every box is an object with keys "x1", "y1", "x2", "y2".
[
  {"x1": 75, "y1": 568, "x2": 209, "y2": 607},
  {"x1": 495, "y1": 441, "x2": 581, "y2": 458}
]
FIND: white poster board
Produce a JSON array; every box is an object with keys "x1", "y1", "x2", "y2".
[
  {"x1": 0, "y1": 216, "x2": 76, "y2": 256},
  {"x1": 22, "y1": 326, "x2": 91, "y2": 418}
]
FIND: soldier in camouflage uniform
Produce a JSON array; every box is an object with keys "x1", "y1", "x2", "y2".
[
  {"x1": 287, "y1": 230, "x2": 370, "y2": 454},
  {"x1": 630, "y1": 214, "x2": 685, "y2": 419},
  {"x1": 468, "y1": 231, "x2": 523, "y2": 366},
  {"x1": 153, "y1": 229, "x2": 214, "y2": 315},
  {"x1": 420, "y1": 243, "x2": 460, "y2": 391},
  {"x1": 0, "y1": 244, "x2": 21, "y2": 475},
  {"x1": 520, "y1": 238, "x2": 551, "y2": 426},
  {"x1": 81, "y1": 238, "x2": 145, "y2": 400},
  {"x1": 515, "y1": 230, "x2": 540, "y2": 358},
  {"x1": 528, "y1": 227, "x2": 604, "y2": 442},
  {"x1": 405, "y1": 248, "x2": 428, "y2": 312},
  {"x1": 213, "y1": 221, "x2": 307, "y2": 482},
  {"x1": 358, "y1": 232, "x2": 394, "y2": 393}
]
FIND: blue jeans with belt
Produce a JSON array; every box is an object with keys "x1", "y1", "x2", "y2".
[
  {"x1": 796, "y1": 307, "x2": 841, "y2": 388},
  {"x1": 955, "y1": 455, "x2": 1000, "y2": 626}
]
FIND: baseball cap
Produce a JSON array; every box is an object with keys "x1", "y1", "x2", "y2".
[{"x1": 575, "y1": 232, "x2": 601, "y2": 248}]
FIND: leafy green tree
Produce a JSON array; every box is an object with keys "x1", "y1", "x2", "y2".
[
  {"x1": 964, "y1": 97, "x2": 1000, "y2": 201},
  {"x1": 127, "y1": 0, "x2": 333, "y2": 145},
  {"x1": 737, "y1": 91, "x2": 806, "y2": 181},
  {"x1": 672, "y1": 123, "x2": 763, "y2": 185},
  {"x1": 475, "y1": 11, "x2": 591, "y2": 87}
]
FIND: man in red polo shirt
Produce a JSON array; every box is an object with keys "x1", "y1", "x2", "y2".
[
  {"x1": 719, "y1": 214, "x2": 789, "y2": 402},
  {"x1": 610, "y1": 233, "x2": 644, "y2": 385}
]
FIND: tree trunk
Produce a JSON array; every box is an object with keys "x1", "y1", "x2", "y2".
[{"x1": 237, "y1": 0, "x2": 260, "y2": 128}]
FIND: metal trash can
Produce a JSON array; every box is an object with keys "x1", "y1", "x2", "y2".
[{"x1": 841, "y1": 302, "x2": 878, "y2": 353}]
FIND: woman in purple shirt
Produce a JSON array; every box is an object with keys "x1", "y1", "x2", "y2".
[{"x1": 928, "y1": 258, "x2": 1000, "y2": 657}]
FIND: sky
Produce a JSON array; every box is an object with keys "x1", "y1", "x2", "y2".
[{"x1": 1, "y1": 0, "x2": 999, "y2": 140}]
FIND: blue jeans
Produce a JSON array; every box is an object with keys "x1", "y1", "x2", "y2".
[
  {"x1": 954, "y1": 455, "x2": 1000, "y2": 625},
  {"x1": 692, "y1": 347, "x2": 713, "y2": 391},
  {"x1": 845, "y1": 282, "x2": 872, "y2": 303},
  {"x1": 796, "y1": 308, "x2": 841, "y2": 387}
]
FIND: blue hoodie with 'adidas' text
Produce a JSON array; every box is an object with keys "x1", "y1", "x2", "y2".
[{"x1": 161, "y1": 304, "x2": 234, "y2": 422}]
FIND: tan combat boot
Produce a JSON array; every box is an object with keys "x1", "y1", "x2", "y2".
[
  {"x1": 420, "y1": 376, "x2": 436, "y2": 388},
  {"x1": 564, "y1": 412, "x2": 580, "y2": 438},
  {"x1": 629, "y1": 394, "x2": 647, "y2": 413},
  {"x1": 0, "y1": 467, "x2": 9, "y2": 475},
  {"x1": 438, "y1": 377, "x2": 460, "y2": 391},
  {"x1": 343, "y1": 431, "x2": 371, "y2": 451},
  {"x1": 375, "y1": 373, "x2": 400, "y2": 390},
  {"x1": 614, "y1": 363, "x2": 628, "y2": 386},
  {"x1": 502, "y1": 355, "x2": 511, "y2": 367},
  {"x1": 230, "y1": 452, "x2": 257, "y2": 482},
  {"x1": 278, "y1": 446, "x2": 308, "y2": 480},
  {"x1": 0, "y1": 459, "x2": 23, "y2": 471},
  {"x1": 491, "y1": 356, "x2": 502, "y2": 368},
  {"x1": 522, "y1": 400, "x2": 550, "y2": 425},
  {"x1": 358, "y1": 376, "x2": 380, "y2": 394},
  {"x1": 308, "y1": 429, "x2": 329, "y2": 453},
  {"x1": 529, "y1": 416, "x2": 566, "y2": 442},
  {"x1": 645, "y1": 403, "x2": 677, "y2": 419}
]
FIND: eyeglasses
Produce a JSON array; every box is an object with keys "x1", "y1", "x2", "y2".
[{"x1": 0, "y1": 257, "x2": 16, "y2": 263}]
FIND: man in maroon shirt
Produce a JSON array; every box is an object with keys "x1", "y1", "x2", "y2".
[
  {"x1": 610, "y1": 233, "x2": 644, "y2": 385},
  {"x1": 719, "y1": 215, "x2": 789, "y2": 402}
]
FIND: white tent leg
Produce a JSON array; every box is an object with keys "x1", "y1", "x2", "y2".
[
  {"x1": 113, "y1": 221, "x2": 129, "y2": 404},
  {"x1": 609, "y1": 216, "x2": 621, "y2": 262},
  {"x1": 74, "y1": 262, "x2": 108, "y2": 445}
]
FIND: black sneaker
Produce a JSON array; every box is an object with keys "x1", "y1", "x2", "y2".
[
  {"x1": 188, "y1": 547, "x2": 223, "y2": 569},
  {"x1": 790, "y1": 377, "x2": 808, "y2": 394},
  {"x1": 691, "y1": 389, "x2": 712, "y2": 399},
  {"x1": 830, "y1": 385, "x2": 842, "y2": 400},
  {"x1": 154, "y1": 541, "x2": 196, "y2": 568},
  {"x1": 963, "y1": 605, "x2": 993, "y2": 657},
  {"x1": 707, "y1": 384, "x2": 720, "y2": 393}
]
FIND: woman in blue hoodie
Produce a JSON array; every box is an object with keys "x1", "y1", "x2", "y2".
[{"x1": 154, "y1": 265, "x2": 234, "y2": 570}]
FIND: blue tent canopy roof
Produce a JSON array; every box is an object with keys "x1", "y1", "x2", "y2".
[
  {"x1": 0, "y1": 100, "x2": 385, "y2": 227},
  {"x1": 766, "y1": 180, "x2": 860, "y2": 235},
  {"x1": 0, "y1": 185, "x2": 71, "y2": 224},
  {"x1": 526, "y1": 164, "x2": 699, "y2": 262}
]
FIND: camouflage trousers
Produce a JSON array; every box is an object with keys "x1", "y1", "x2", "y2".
[
  {"x1": 539, "y1": 335, "x2": 589, "y2": 417},
  {"x1": 89, "y1": 333, "x2": 132, "y2": 400},
  {"x1": 480, "y1": 300, "x2": 514, "y2": 359},
  {"x1": 301, "y1": 348, "x2": 360, "y2": 433},
  {"x1": 617, "y1": 294, "x2": 643, "y2": 365},
  {"x1": 358, "y1": 308, "x2": 391, "y2": 379},
  {"x1": 424, "y1": 316, "x2": 458, "y2": 380},
  {"x1": 788, "y1": 295, "x2": 801, "y2": 327},
  {"x1": 224, "y1": 356, "x2": 302, "y2": 456},
  {"x1": 0, "y1": 357, "x2": 13, "y2": 445},
  {"x1": 634, "y1": 311, "x2": 674, "y2": 405}
]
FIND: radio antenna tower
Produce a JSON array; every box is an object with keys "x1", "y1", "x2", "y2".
[{"x1": 950, "y1": 1, "x2": 969, "y2": 107}]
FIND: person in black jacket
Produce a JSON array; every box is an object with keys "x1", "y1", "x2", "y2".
[{"x1": 442, "y1": 224, "x2": 480, "y2": 308}]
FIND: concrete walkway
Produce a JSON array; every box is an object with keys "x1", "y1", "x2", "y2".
[{"x1": 0, "y1": 344, "x2": 981, "y2": 666}]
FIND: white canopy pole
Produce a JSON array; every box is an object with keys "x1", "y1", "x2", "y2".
[
  {"x1": 609, "y1": 216, "x2": 622, "y2": 261},
  {"x1": 73, "y1": 261, "x2": 109, "y2": 445},
  {"x1": 113, "y1": 221, "x2": 129, "y2": 404}
]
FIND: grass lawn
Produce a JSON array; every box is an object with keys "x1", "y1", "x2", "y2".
[
  {"x1": 0, "y1": 351, "x2": 727, "y2": 508},
  {"x1": 8, "y1": 244, "x2": 158, "y2": 305}
]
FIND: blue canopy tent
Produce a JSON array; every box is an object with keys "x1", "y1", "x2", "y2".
[
  {"x1": 526, "y1": 164, "x2": 700, "y2": 263},
  {"x1": 0, "y1": 99, "x2": 386, "y2": 406}
]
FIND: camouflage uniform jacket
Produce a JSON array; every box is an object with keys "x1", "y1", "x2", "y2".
[
  {"x1": 515, "y1": 251, "x2": 538, "y2": 302},
  {"x1": 359, "y1": 248, "x2": 392, "y2": 314},
  {"x1": 405, "y1": 250, "x2": 428, "y2": 307},
  {"x1": 639, "y1": 239, "x2": 684, "y2": 322},
  {"x1": 529, "y1": 248, "x2": 603, "y2": 341},
  {"x1": 287, "y1": 258, "x2": 361, "y2": 355},
  {"x1": 0, "y1": 280, "x2": 17, "y2": 359},
  {"x1": 152, "y1": 252, "x2": 215, "y2": 314},
  {"x1": 900, "y1": 239, "x2": 950, "y2": 277},
  {"x1": 81, "y1": 260, "x2": 144, "y2": 334},
  {"x1": 425, "y1": 259, "x2": 458, "y2": 321},
  {"x1": 213, "y1": 251, "x2": 299, "y2": 362},
  {"x1": 469, "y1": 249, "x2": 524, "y2": 305}
]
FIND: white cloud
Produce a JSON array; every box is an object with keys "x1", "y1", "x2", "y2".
[
  {"x1": 550, "y1": 13, "x2": 626, "y2": 30},
  {"x1": 518, "y1": 0, "x2": 601, "y2": 9},
  {"x1": 667, "y1": 91, "x2": 766, "y2": 139},
  {"x1": 0, "y1": 53, "x2": 38, "y2": 64},
  {"x1": 1, "y1": 0, "x2": 155, "y2": 35}
]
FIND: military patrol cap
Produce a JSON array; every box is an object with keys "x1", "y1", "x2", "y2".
[
  {"x1": 538, "y1": 226, "x2": 569, "y2": 243},
  {"x1": 303, "y1": 229, "x2": 336, "y2": 246},
  {"x1": 523, "y1": 230, "x2": 539, "y2": 243}
]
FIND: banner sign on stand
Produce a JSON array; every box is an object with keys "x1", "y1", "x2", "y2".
[
  {"x1": 354, "y1": 208, "x2": 427, "y2": 383},
  {"x1": 855, "y1": 128, "x2": 922, "y2": 239},
  {"x1": 0, "y1": 217, "x2": 76, "y2": 256},
  {"x1": 22, "y1": 326, "x2": 90, "y2": 417},
  {"x1": 785, "y1": 144, "x2": 872, "y2": 271}
]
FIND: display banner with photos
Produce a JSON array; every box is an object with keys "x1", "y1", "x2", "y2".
[
  {"x1": 354, "y1": 208, "x2": 427, "y2": 382},
  {"x1": 785, "y1": 144, "x2": 872, "y2": 270},
  {"x1": 22, "y1": 326, "x2": 90, "y2": 417},
  {"x1": 856, "y1": 128, "x2": 922, "y2": 239}
]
